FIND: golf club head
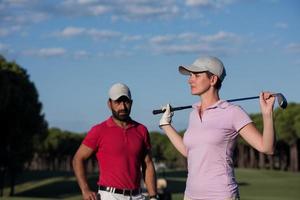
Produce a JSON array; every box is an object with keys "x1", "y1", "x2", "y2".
[{"x1": 275, "y1": 93, "x2": 288, "y2": 109}]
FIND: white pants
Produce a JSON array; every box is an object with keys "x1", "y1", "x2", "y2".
[{"x1": 98, "y1": 190, "x2": 146, "y2": 200}]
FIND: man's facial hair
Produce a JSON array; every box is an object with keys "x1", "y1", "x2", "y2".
[{"x1": 111, "y1": 108, "x2": 130, "y2": 122}]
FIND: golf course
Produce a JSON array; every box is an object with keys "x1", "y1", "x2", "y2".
[{"x1": 1, "y1": 168, "x2": 300, "y2": 200}]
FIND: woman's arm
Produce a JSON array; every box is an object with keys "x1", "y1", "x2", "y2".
[
  {"x1": 160, "y1": 104, "x2": 187, "y2": 157},
  {"x1": 239, "y1": 92, "x2": 276, "y2": 155}
]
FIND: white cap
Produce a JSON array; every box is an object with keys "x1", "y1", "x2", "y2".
[
  {"x1": 108, "y1": 83, "x2": 131, "y2": 100},
  {"x1": 179, "y1": 56, "x2": 226, "y2": 81}
]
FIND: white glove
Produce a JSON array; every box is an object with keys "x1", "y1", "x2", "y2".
[{"x1": 159, "y1": 104, "x2": 174, "y2": 127}]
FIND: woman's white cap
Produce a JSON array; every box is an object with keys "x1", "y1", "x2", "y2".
[{"x1": 179, "y1": 56, "x2": 226, "y2": 81}]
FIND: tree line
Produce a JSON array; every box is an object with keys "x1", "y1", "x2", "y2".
[{"x1": 1, "y1": 54, "x2": 299, "y2": 196}]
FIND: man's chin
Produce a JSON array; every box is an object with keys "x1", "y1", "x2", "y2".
[{"x1": 116, "y1": 115, "x2": 130, "y2": 121}]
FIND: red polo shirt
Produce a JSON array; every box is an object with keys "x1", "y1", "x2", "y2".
[{"x1": 82, "y1": 117, "x2": 151, "y2": 189}]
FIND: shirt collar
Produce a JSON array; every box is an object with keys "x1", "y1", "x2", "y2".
[
  {"x1": 106, "y1": 116, "x2": 137, "y2": 128},
  {"x1": 192, "y1": 100, "x2": 230, "y2": 110}
]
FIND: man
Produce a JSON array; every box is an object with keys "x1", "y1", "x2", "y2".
[{"x1": 73, "y1": 83, "x2": 158, "y2": 200}]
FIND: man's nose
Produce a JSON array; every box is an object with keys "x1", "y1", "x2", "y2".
[{"x1": 120, "y1": 101, "x2": 126, "y2": 108}]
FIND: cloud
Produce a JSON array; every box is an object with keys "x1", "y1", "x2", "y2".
[
  {"x1": 1, "y1": 0, "x2": 32, "y2": 6},
  {"x1": 186, "y1": 0, "x2": 211, "y2": 6},
  {"x1": 87, "y1": 29, "x2": 121, "y2": 40},
  {"x1": 98, "y1": 50, "x2": 133, "y2": 57},
  {"x1": 74, "y1": 50, "x2": 90, "y2": 59},
  {"x1": 275, "y1": 22, "x2": 288, "y2": 29},
  {"x1": 58, "y1": 0, "x2": 180, "y2": 20},
  {"x1": 0, "y1": 0, "x2": 50, "y2": 26},
  {"x1": 149, "y1": 31, "x2": 241, "y2": 55},
  {"x1": 0, "y1": 29, "x2": 9, "y2": 37},
  {"x1": 1, "y1": 0, "x2": 236, "y2": 28},
  {"x1": 0, "y1": 43, "x2": 9, "y2": 51},
  {"x1": 60, "y1": 0, "x2": 112, "y2": 16},
  {"x1": 59, "y1": 27, "x2": 85, "y2": 37},
  {"x1": 23, "y1": 48, "x2": 66, "y2": 57},
  {"x1": 122, "y1": 4, "x2": 179, "y2": 19},
  {"x1": 2, "y1": 13, "x2": 49, "y2": 24},
  {"x1": 89, "y1": 5, "x2": 111, "y2": 15},
  {"x1": 122, "y1": 35, "x2": 143, "y2": 42},
  {"x1": 54, "y1": 26, "x2": 121, "y2": 40},
  {"x1": 286, "y1": 43, "x2": 300, "y2": 53},
  {"x1": 185, "y1": 0, "x2": 235, "y2": 8},
  {"x1": 201, "y1": 31, "x2": 241, "y2": 43},
  {"x1": 38, "y1": 48, "x2": 66, "y2": 57},
  {"x1": 155, "y1": 44, "x2": 214, "y2": 54},
  {"x1": 150, "y1": 35, "x2": 175, "y2": 44}
]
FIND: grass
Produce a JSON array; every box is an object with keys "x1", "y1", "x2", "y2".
[
  {"x1": 1, "y1": 169, "x2": 299, "y2": 200},
  {"x1": 236, "y1": 169, "x2": 300, "y2": 200}
]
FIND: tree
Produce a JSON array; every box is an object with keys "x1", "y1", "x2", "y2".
[
  {"x1": 0, "y1": 55, "x2": 48, "y2": 196},
  {"x1": 150, "y1": 131, "x2": 186, "y2": 169},
  {"x1": 40, "y1": 128, "x2": 83, "y2": 171},
  {"x1": 250, "y1": 113, "x2": 265, "y2": 169},
  {"x1": 274, "y1": 103, "x2": 300, "y2": 171}
]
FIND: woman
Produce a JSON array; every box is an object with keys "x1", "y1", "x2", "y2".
[{"x1": 159, "y1": 56, "x2": 276, "y2": 200}]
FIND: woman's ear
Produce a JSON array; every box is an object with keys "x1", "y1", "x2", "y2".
[{"x1": 210, "y1": 74, "x2": 218, "y2": 86}]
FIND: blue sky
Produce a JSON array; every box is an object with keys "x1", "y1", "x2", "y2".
[{"x1": 1, "y1": 0, "x2": 299, "y2": 133}]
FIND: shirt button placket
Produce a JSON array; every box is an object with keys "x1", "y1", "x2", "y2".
[{"x1": 123, "y1": 128, "x2": 128, "y2": 142}]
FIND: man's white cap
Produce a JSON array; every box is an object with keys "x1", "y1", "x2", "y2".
[
  {"x1": 179, "y1": 56, "x2": 226, "y2": 82},
  {"x1": 108, "y1": 83, "x2": 131, "y2": 100}
]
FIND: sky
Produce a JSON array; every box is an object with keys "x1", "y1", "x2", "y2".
[{"x1": 0, "y1": 0, "x2": 299, "y2": 133}]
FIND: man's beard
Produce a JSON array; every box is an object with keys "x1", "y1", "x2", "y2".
[{"x1": 111, "y1": 109, "x2": 131, "y2": 122}]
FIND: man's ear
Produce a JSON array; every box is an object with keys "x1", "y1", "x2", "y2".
[{"x1": 107, "y1": 99, "x2": 112, "y2": 109}]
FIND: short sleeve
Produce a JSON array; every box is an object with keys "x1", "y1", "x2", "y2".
[
  {"x1": 232, "y1": 105, "x2": 253, "y2": 132},
  {"x1": 82, "y1": 126, "x2": 100, "y2": 150},
  {"x1": 143, "y1": 126, "x2": 151, "y2": 151}
]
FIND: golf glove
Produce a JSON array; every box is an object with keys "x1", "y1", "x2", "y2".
[{"x1": 159, "y1": 104, "x2": 174, "y2": 127}]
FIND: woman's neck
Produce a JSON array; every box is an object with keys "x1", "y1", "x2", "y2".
[{"x1": 200, "y1": 90, "x2": 220, "y2": 110}]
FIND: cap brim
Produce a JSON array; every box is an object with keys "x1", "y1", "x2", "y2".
[
  {"x1": 110, "y1": 94, "x2": 131, "y2": 101},
  {"x1": 178, "y1": 66, "x2": 191, "y2": 75},
  {"x1": 178, "y1": 65, "x2": 207, "y2": 75}
]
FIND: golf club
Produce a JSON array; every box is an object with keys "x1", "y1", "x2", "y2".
[{"x1": 152, "y1": 93, "x2": 288, "y2": 115}]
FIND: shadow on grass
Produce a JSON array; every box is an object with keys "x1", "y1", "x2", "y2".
[
  {"x1": 14, "y1": 171, "x2": 79, "y2": 186},
  {"x1": 238, "y1": 182, "x2": 249, "y2": 187},
  {"x1": 11, "y1": 170, "x2": 249, "y2": 199},
  {"x1": 157, "y1": 169, "x2": 187, "y2": 179},
  {"x1": 165, "y1": 179, "x2": 186, "y2": 193},
  {"x1": 15, "y1": 175, "x2": 98, "y2": 199}
]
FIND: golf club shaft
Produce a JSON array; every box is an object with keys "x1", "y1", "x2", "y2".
[{"x1": 152, "y1": 93, "x2": 286, "y2": 115}]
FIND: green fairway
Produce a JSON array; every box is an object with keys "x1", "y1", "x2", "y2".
[
  {"x1": 160, "y1": 168, "x2": 300, "y2": 200},
  {"x1": 236, "y1": 169, "x2": 300, "y2": 200},
  {"x1": 1, "y1": 169, "x2": 299, "y2": 200}
]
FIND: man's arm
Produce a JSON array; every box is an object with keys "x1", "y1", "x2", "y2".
[
  {"x1": 142, "y1": 151, "x2": 158, "y2": 199},
  {"x1": 72, "y1": 144, "x2": 98, "y2": 200}
]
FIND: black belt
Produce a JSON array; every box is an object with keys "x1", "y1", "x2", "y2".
[{"x1": 99, "y1": 185, "x2": 140, "y2": 196}]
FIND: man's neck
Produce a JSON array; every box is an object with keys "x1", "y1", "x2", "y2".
[{"x1": 112, "y1": 117, "x2": 130, "y2": 128}]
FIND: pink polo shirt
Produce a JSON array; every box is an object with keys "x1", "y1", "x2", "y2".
[
  {"x1": 82, "y1": 117, "x2": 151, "y2": 189},
  {"x1": 183, "y1": 100, "x2": 252, "y2": 200}
]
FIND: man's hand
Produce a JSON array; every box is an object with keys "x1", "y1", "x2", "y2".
[
  {"x1": 82, "y1": 189, "x2": 98, "y2": 200},
  {"x1": 159, "y1": 104, "x2": 173, "y2": 127}
]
